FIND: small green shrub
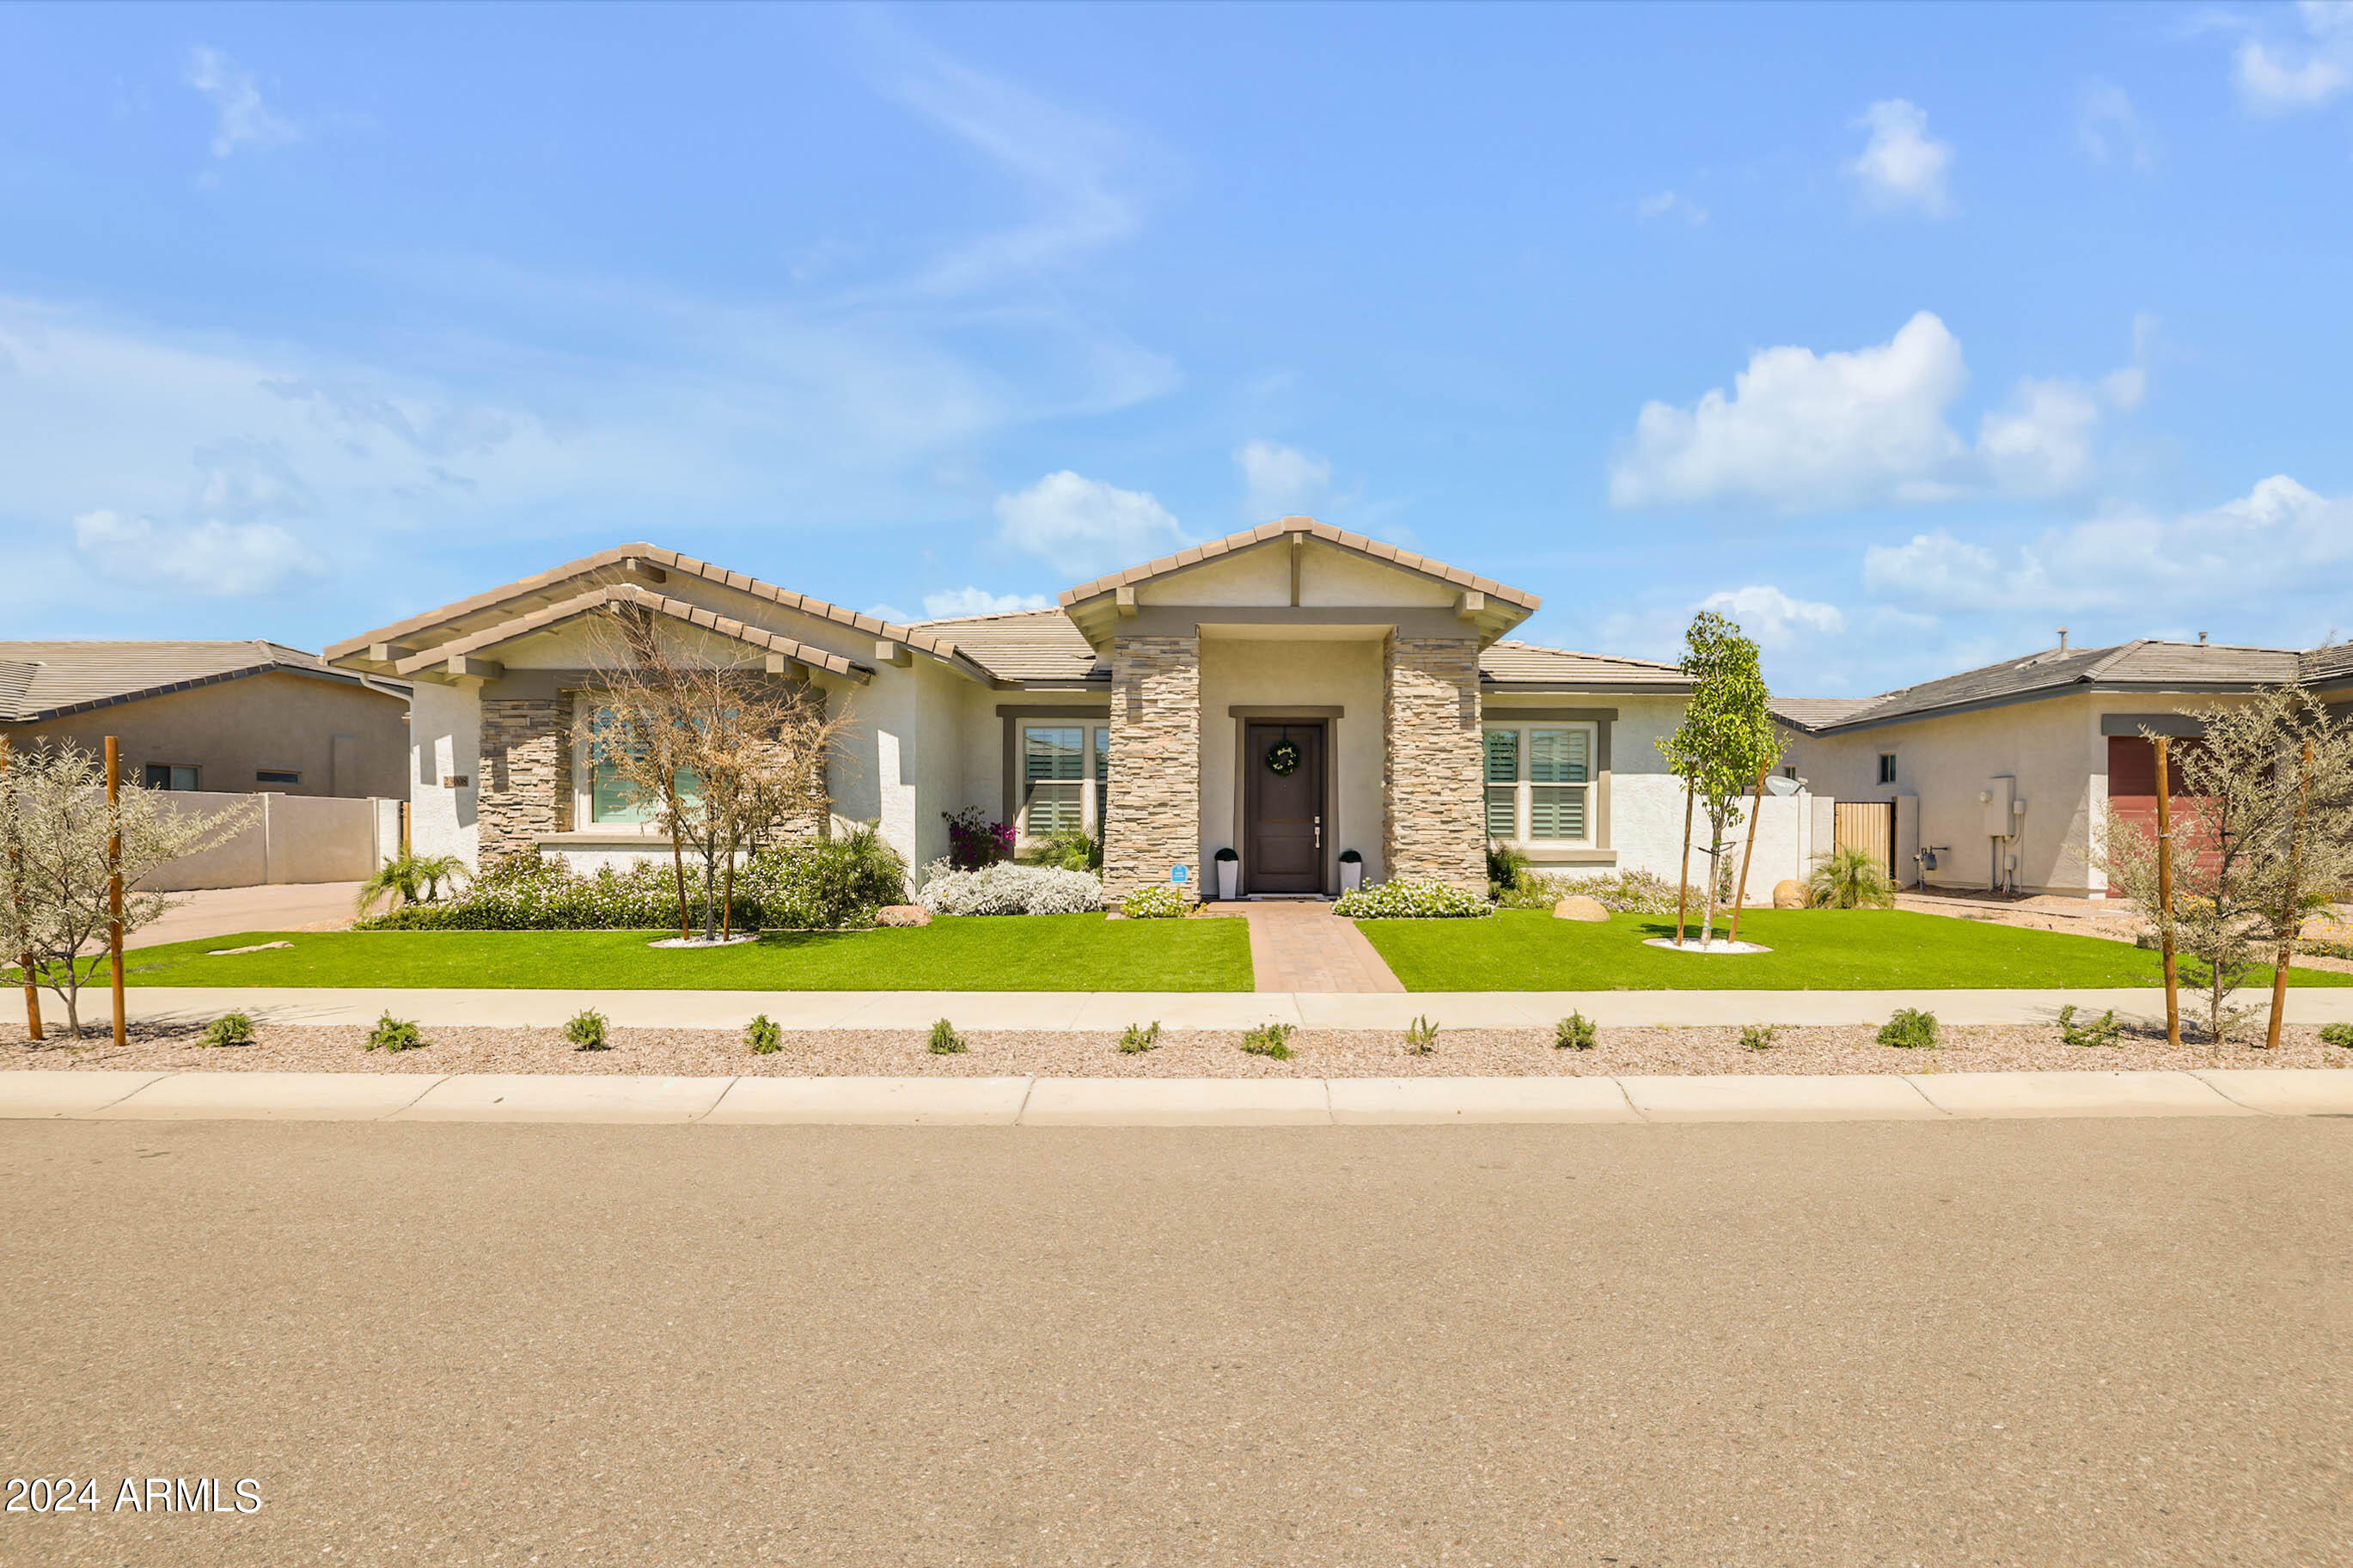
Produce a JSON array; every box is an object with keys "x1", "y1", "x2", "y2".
[
  {"x1": 743, "y1": 828, "x2": 909, "y2": 930},
  {"x1": 929, "y1": 1017, "x2": 968, "y2": 1055},
  {"x1": 1241, "y1": 1022, "x2": 1295, "y2": 1060},
  {"x1": 1807, "y1": 846, "x2": 1897, "y2": 910},
  {"x1": 1403, "y1": 1015, "x2": 1439, "y2": 1055},
  {"x1": 199, "y1": 1011, "x2": 255, "y2": 1048},
  {"x1": 1019, "y1": 826, "x2": 1103, "y2": 874},
  {"x1": 2297, "y1": 937, "x2": 2353, "y2": 961},
  {"x1": 1554, "y1": 1012, "x2": 1597, "y2": 1051},
  {"x1": 2057, "y1": 1004, "x2": 2121, "y2": 1048},
  {"x1": 1739, "y1": 1023, "x2": 1777, "y2": 1052},
  {"x1": 1877, "y1": 1007, "x2": 1939, "y2": 1050},
  {"x1": 744, "y1": 1014, "x2": 782, "y2": 1054},
  {"x1": 1486, "y1": 842, "x2": 1531, "y2": 894},
  {"x1": 1119, "y1": 884, "x2": 1189, "y2": 919},
  {"x1": 2319, "y1": 1022, "x2": 2353, "y2": 1049},
  {"x1": 1118, "y1": 1021, "x2": 1162, "y2": 1054},
  {"x1": 366, "y1": 1012, "x2": 425, "y2": 1052},
  {"x1": 563, "y1": 1008, "x2": 609, "y2": 1051},
  {"x1": 1334, "y1": 879, "x2": 1493, "y2": 918}
]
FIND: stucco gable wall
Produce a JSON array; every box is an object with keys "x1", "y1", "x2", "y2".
[{"x1": 1130, "y1": 537, "x2": 1470, "y2": 612}]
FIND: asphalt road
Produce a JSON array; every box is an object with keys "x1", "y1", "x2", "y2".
[{"x1": 3, "y1": 1118, "x2": 2348, "y2": 1566}]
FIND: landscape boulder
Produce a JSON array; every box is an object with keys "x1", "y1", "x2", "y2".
[
  {"x1": 875, "y1": 905, "x2": 932, "y2": 928},
  {"x1": 1551, "y1": 894, "x2": 1610, "y2": 923},
  {"x1": 1772, "y1": 880, "x2": 1808, "y2": 909}
]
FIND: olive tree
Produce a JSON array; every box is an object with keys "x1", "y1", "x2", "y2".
[
  {"x1": 0, "y1": 741, "x2": 253, "y2": 1039},
  {"x1": 1658, "y1": 611, "x2": 1782, "y2": 949}
]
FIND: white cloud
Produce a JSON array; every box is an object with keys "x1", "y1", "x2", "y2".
[
  {"x1": 1636, "y1": 190, "x2": 1708, "y2": 225},
  {"x1": 1864, "y1": 476, "x2": 2353, "y2": 617},
  {"x1": 916, "y1": 586, "x2": 1056, "y2": 619},
  {"x1": 2078, "y1": 81, "x2": 2158, "y2": 171},
  {"x1": 184, "y1": 46, "x2": 297, "y2": 160},
  {"x1": 73, "y1": 510, "x2": 325, "y2": 596},
  {"x1": 2234, "y1": 2, "x2": 2353, "y2": 112},
  {"x1": 1848, "y1": 100, "x2": 1953, "y2": 217},
  {"x1": 1610, "y1": 313, "x2": 2153, "y2": 512},
  {"x1": 1609, "y1": 312, "x2": 1969, "y2": 510},
  {"x1": 1235, "y1": 440, "x2": 1332, "y2": 522},
  {"x1": 1696, "y1": 585, "x2": 1846, "y2": 649},
  {"x1": 1976, "y1": 378, "x2": 2103, "y2": 497},
  {"x1": 993, "y1": 470, "x2": 1188, "y2": 579}
]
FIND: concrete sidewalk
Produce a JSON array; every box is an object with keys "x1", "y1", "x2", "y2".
[
  {"x1": 5, "y1": 1067, "x2": 2350, "y2": 1126},
  {"x1": 17, "y1": 983, "x2": 2353, "y2": 1032}
]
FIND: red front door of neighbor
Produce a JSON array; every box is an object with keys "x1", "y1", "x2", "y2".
[{"x1": 1244, "y1": 722, "x2": 1325, "y2": 894}]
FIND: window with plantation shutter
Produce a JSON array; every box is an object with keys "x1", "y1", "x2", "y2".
[
  {"x1": 1527, "y1": 729, "x2": 1588, "y2": 840},
  {"x1": 1483, "y1": 729, "x2": 1519, "y2": 841},
  {"x1": 1093, "y1": 727, "x2": 1110, "y2": 828},
  {"x1": 1023, "y1": 726, "x2": 1085, "y2": 837}
]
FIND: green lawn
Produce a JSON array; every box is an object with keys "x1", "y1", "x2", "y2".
[
  {"x1": 114, "y1": 917, "x2": 1254, "y2": 991},
  {"x1": 1358, "y1": 909, "x2": 2353, "y2": 992}
]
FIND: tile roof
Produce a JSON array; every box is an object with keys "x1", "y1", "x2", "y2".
[
  {"x1": 2297, "y1": 640, "x2": 2353, "y2": 686},
  {"x1": 327, "y1": 545, "x2": 996, "y2": 685},
  {"x1": 1478, "y1": 640, "x2": 1690, "y2": 688},
  {"x1": 389, "y1": 584, "x2": 877, "y2": 682},
  {"x1": 1056, "y1": 516, "x2": 1542, "y2": 613},
  {"x1": 0, "y1": 640, "x2": 408, "y2": 724},
  {"x1": 1777, "y1": 639, "x2": 2312, "y2": 734},
  {"x1": 905, "y1": 607, "x2": 1103, "y2": 683}
]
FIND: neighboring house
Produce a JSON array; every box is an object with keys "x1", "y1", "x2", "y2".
[
  {"x1": 0, "y1": 640, "x2": 411, "y2": 799},
  {"x1": 1778, "y1": 637, "x2": 2353, "y2": 898},
  {"x1": 323, "y1": 518, "x2": 1820, "y2": 897}
]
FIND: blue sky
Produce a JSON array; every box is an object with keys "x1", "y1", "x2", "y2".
[{"x1": 3, "y1": 1, "x2": 2350, "y2": 696}]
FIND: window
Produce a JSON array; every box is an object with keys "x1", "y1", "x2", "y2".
[
  {"x1": 1481, "y1": 723, "x2": 1595, "y2": 845},
  {"x1": 144, "y1": 764, "x2": 199, "y2": 791},
  {"x1": 1783, "y1": 766, "x2": 1799, "y2": 782},
  {"x1": 1016, "y1": 721, "x2": 1113, "y2": 843},
  {"x1": 256, "y1": 769, "x2": 302, "y2": 786},
  {"x1": 1877, "y1": 753, "x2": 1898, "y2": 786},
  {"x1": 582, "y1": 706, "x2": 700, "y2": 827}
]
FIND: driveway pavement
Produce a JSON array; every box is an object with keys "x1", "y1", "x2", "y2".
[
  {"x1": 3, "y1": 1117, "x2": 2347, "y2": 1565},
  {"x1": 125, "y1": 882, "x2": 366, "y2": 950}
]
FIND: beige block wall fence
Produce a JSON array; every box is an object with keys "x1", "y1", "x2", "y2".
[{"x1": 138, "y1": 790, "x2": 403, "y2": 893}]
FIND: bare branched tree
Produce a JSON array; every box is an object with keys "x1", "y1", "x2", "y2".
[
  {"x1": 574, "y1": 606, "x2": 852, "y2": 943},
  {"x1": 0, "y1": 740, "x2": 254, "y2": 1038},
  {"x1": 2094, "y1": 686, "x2": 2353, "y2": 1044}
]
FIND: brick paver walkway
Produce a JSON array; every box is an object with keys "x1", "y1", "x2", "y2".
[{"x1": 1201, "y1": 900, "x2": 1406, "y2": 993}]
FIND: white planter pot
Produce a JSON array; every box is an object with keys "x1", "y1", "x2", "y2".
[
  {"x1": 1339, "y1": 861, "x2": 1364, "y2": 894},
  {"x1": 1215, "y1": 858, "x2": 1239, "y2": 900}
]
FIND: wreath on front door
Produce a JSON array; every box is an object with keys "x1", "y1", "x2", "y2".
[{"x1": 1264, "y1": 736, "x2": 1303, "y2": 776}]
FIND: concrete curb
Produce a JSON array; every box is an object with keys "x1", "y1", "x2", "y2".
[{"x1": 6, "y1": 1069, "x2": 2352, "y2": 1126}]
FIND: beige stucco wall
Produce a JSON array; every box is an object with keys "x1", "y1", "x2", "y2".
[
  {"x1": 10, "y1": 671, "x2": 409, "y2": 800},
  {"x1": 1782, "y1": 690, "x2": 2263, "y2": 895},
  {"x1": 1198, "y1": 634, "x2": 1387, "y2": 887}
]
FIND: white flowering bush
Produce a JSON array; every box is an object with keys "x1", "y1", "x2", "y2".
[
  {"x1": 1117, "y1": 884, "x2": 1189, "y2": 919},
  {"x1": 1334, "y1": 878, "x2": 1494, "y2": 918},
  {"x1": 917, "y1": 858, "x2": 1103, "y2": 916}
]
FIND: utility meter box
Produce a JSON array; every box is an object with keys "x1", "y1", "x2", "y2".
[{"x1": 1983, "y1": 776, "x2": 2017, "y2": 839}]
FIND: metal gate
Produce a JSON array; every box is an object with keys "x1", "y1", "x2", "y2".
[{"x1": 1833, "y1": 800, "x2": 1895, "y2": 879}]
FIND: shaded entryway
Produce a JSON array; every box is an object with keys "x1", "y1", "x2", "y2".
[{"x1": 1242, "y1": 719, "x2": 1326, "y2": 894}]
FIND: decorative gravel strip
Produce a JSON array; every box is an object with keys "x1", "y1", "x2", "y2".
[{"x1": 8, "y1": 1022, "x2": 2350, "y2": 1077}]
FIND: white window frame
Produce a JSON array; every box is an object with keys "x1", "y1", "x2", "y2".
[
  {"x1": 1016, "y1": 721, "x2": 1112, "y2": 847},
  {"x1": 571, "y1": 702, "x2": 693, "y2": 836},
  {"x1": 1482, "y1": 721, "x2": 1598, "y2": 849}
]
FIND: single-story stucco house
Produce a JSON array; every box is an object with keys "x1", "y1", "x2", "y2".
[
  {"x1": 2, "y1": 639, "x2": 411, "y2": 799},
  {"x1": 1777, "y1": 636, "x2": 2353, "y2": 898},
  {"x1": 324, "y1": 518, "x2": 1821, "y2": 900}
]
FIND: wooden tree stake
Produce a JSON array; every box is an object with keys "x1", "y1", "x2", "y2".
[
  {"x1": 1726, "y1": 766, "x2": 1770, "y2": 945},
  {"x1": 1675, "y1": 787, "x2": 1695, "y2": 947},
  {"x1": 105, "y1": 735, "x2": 126, "y2": 1047},
  {"x1": 2264, "y1": 739, "x2": 2313, "y2": 1051},
  {"x1": 2154, "y1": 736, "x2": 2179, "y2": 1050}
]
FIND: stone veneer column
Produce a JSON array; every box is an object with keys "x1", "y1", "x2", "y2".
[
  {"x1": 477, "y1": 693, "x2": 572, "y2": 863},
  {"x1": 1103, "y1": 634, "x2": 1201, "y2": 901},
  {"x1": 1381, "y1": 636, "x2": 1486, "y2": 891}
]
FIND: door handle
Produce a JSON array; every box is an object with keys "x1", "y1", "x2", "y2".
[{"x1": 1314, "y1": 815, "x2": 1322, "y2": 850}]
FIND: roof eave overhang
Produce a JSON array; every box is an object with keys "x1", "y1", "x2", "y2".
[
  {"x1": 1801, "y1": 677, "x2": 2286, "y2": 737},
  {"x1": 390, "y1": 584, "x2": 877, "y2": 686}
]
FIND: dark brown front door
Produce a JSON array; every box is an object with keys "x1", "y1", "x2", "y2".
[{"x1": 1244, "y1": 722, "x2": 1325, "y2": 894}]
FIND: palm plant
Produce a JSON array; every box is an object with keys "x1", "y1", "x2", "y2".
[
  {"x1": 1806, "y1": 845, "x2": 1896, "y2": 910},
  {"x1": 357, "y1": 851, "x2": 471, "y2": 915}
]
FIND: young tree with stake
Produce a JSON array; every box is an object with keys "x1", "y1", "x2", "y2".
[
  {"x1": 0, "y1": 742, "x2": 250, "y2": 1039},
  {"x1": 1659, "y1": 611, "x2": 1782, "y2": 949}
]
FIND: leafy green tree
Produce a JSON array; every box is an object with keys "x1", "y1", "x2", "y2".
[{"x1": 1658, "y1": 611, "x2": 1782, "y2": 948}]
